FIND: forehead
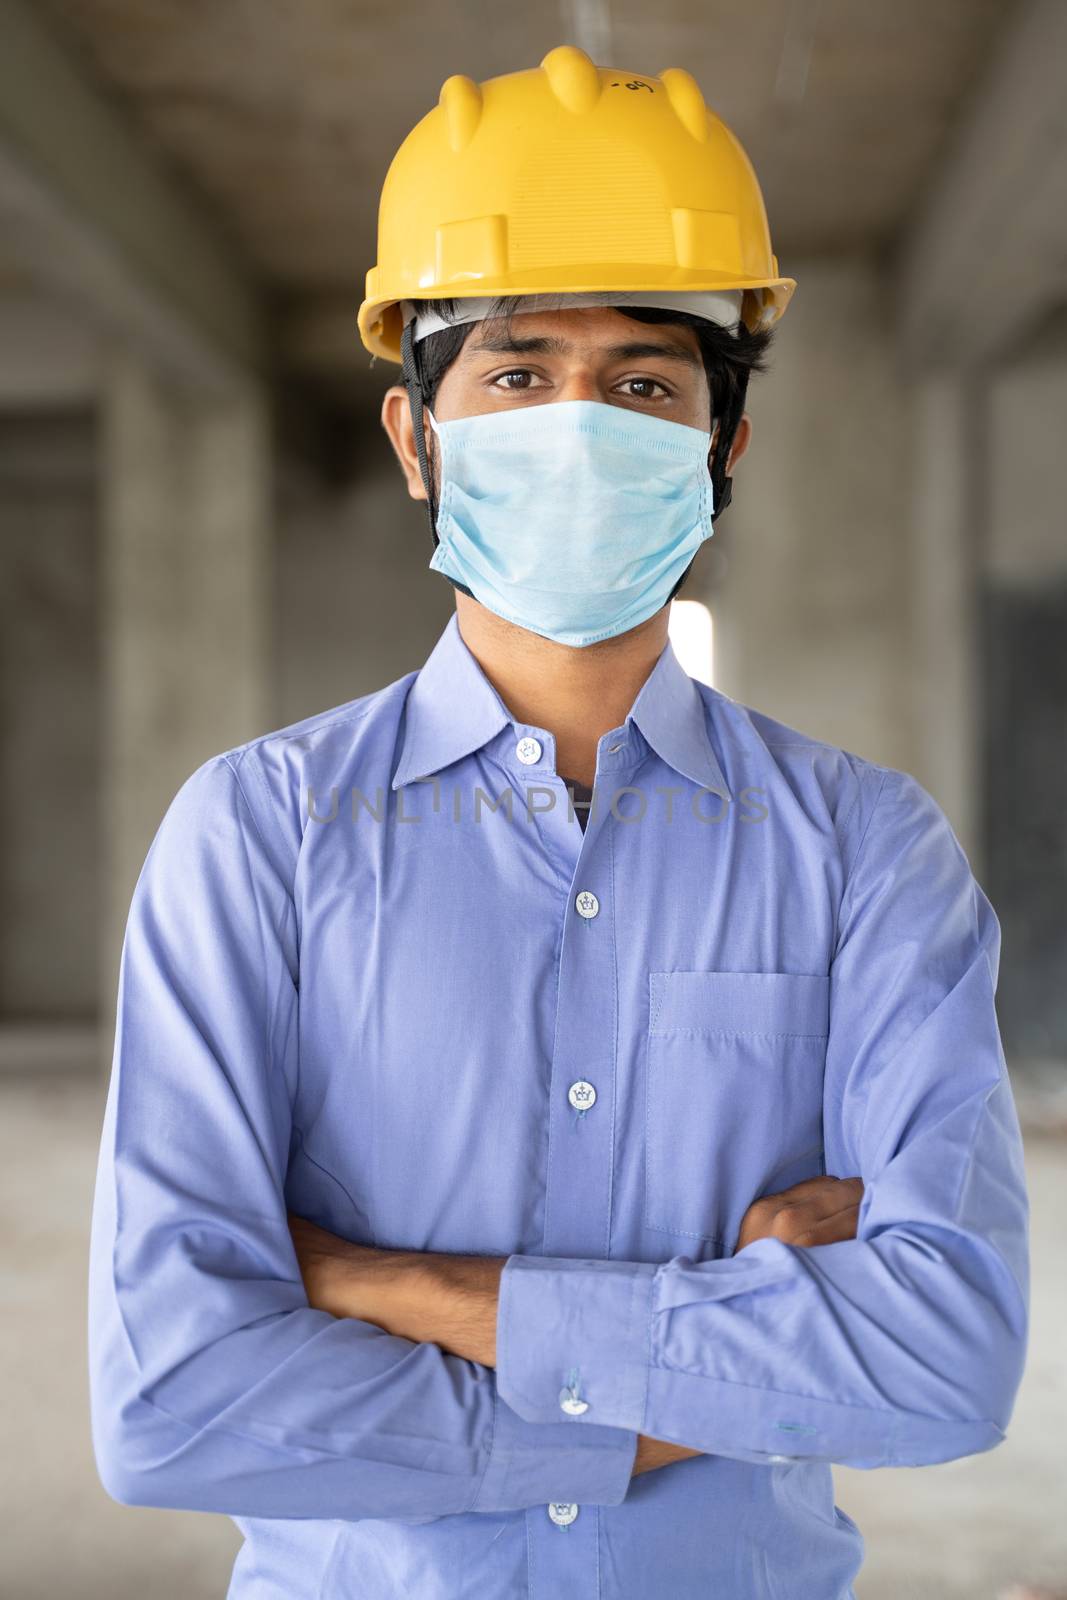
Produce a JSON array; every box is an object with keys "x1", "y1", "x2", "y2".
[{"x1": 461, "y1": 304, "x2": 702, "y2": 363}]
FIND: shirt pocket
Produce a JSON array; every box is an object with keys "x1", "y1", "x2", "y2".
[{"x1": 645, "y1": 970, "x2": 830, "y2": 1250}]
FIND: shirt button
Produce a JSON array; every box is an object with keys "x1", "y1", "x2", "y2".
[
  {"x1": 574, "y1": 890, "x2": 599, "y2": 919},
  {"x1": 515, "y1": 736, "x2": 542, "y2": 765},
  {"x1": 568, "y1": 1079, "x2": 597, "y2": 1111},
  {"x1": 767, "y1": 1454, "x2": 793, "y2": 1464},
  {"x1": 559, "y1": 1393, "x2": 590, "y2": 1415},
  {"x1": 547, "y1": 1501, "x2": 579, "y2": 1526}
]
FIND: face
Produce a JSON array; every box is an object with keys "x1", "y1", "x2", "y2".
[{"x1": 381, "y1": 304, "x2": 751, "y2": 502}]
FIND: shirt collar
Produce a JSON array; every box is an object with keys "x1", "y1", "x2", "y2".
[
  {"x1": 391, "y1": 614, "x2": 512, "y2": 790},
  {"x1": 391, "y1": 612, "x2": 731, "y2": 799},
  {"x1": 626, "y1": 634, "x2": 731, "y2": 799}
]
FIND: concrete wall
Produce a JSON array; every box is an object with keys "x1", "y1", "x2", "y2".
[
  {"x1": 982, "y1": 316, "x2": 1067, "y2": 1061},
  {"x1": 987, "y1": 311, "x2": 1067, "y2": 591}
]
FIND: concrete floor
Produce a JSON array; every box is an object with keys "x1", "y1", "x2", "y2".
[{"x1": 1, "y1": 1071, "x2": 1064, "y2": 1599}]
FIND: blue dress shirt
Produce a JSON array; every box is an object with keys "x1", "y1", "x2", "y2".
[{"x1": 88, "y1": 611, "x2": 1030, "y2": 1599}]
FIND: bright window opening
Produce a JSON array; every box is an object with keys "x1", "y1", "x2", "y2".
[{"x1": 668, "y1": 600, "x2": 714, "y2": 686}]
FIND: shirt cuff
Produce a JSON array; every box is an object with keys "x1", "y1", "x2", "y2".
[
  {"x1": 495, "y1": 1254, "x2": 658, "y2": 1432},
  {"x1": 470, "y1": 1383, "x2": 639, "y2": 1513}
]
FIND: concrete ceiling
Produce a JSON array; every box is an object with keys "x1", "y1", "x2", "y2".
[{"x1": 29, "y1": 0, "x2": 1017, "y2": 382}]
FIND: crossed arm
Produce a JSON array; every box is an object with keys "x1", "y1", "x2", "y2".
[{"x1": 288, "y1": 1171, "x2": 864, "y2": 1480}]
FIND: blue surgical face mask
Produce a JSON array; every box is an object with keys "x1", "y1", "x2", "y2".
[{"x1": 426, "y1": 400, "x2": 715, "y2": 648}]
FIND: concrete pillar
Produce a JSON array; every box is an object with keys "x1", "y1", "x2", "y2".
[
  {"x1": 98, "y1": 354, "x2": 270, "y2": 1070},
  {"x1": 907, "y1": 372, "x2": 982, "y2": 866}
]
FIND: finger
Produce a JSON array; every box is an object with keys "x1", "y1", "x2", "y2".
[
  {"x1": 770, "y1": 1197, "x2": 859, "y2": 1235},
  {"x1": 776, "y1": 1183, "x2": 864, "y2": 1218},
  {"x1": 772, "y1": 1190, "x2": 862, "y2": 1230},
  {"x1": 787, "y1": 1205, "x2": 862, "y2": 1247}
]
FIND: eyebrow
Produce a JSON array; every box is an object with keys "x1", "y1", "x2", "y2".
[{"x1": 464, "y1": 332, "x2": 703, "y2": 371}]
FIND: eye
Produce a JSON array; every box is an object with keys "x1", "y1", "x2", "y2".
[
  {"x1": 619, "y1": 377, "x2": 670, "y2": 400},
  {"x1": 489, "y1": 369, "x2": 542, "y2": 391}
]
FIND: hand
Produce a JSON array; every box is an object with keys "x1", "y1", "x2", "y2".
[
  {"x1": 632, "y1": 1174, "x2": 866, "y2": 1480},
  {"x1": 734, "y1": 1174, "x2": 865, "y2": 1254}
]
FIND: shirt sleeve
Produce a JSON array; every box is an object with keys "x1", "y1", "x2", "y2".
[
  {"x1": 495, "y1": 767, "x2": 1031, "y2": 1470},
  {"x1": 88, "y1": 752, "x2": 638, "y2": 1520}
]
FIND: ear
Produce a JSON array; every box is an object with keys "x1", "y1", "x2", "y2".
[
  {"x1": 725, "y1": 413, "x2": 752, "y2": 474},
  {"x1": 380, "y1": 384, "x2": 434, "y2": 501}
]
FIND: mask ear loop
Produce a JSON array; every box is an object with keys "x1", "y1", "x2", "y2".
[{"x1": 401, "y1": 313, "x2": 476, "y2": 600}]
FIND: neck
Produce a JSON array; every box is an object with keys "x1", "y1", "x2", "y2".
[{"x1": 454, "y1": 594, "x2": 670, "y2": 789}]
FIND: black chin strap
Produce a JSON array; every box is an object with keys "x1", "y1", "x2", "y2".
[
  {"x1": 400, "y1": 315, "x2": 439, "y2": 549},
  {"x1": 401, "y1": 310, "x2": 746, "y2": 609},
  {"x1": 401, "y1": 314, "x2": 475, "y2": 599}
]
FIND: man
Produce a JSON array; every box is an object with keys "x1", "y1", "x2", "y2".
[{"x1": 89, "y1": 45, "x2": 1030, "y2": 1599}]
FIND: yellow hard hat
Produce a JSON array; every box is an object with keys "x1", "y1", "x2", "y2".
[{"x1": 358, "y1": 43, "x2": 795, "y2": 363}]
